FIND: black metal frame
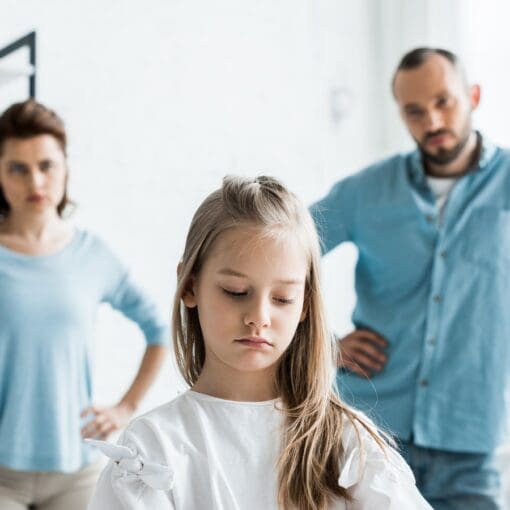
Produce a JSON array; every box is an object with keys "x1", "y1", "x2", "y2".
[{"x1": 0, "y1": 31, "x2": 37, "y2": 98}]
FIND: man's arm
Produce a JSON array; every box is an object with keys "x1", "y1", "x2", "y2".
[{"x1": 310, "y1": 177, "x2": 356, "y2": 254}]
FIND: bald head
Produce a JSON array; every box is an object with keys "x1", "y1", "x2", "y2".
[
  {"x1": 392, "y1": 47, "x2": 468, "y2": 96},
  {"x1": 393, "y1": 52, "x2": 469, "y2": 107}
]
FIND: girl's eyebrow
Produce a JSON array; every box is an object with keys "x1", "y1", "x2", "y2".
[
  {"x1": 218, "y1": 268, "x2": 247, "y2": 278},
  {"x1": 217, "y1": 267, "x2": 304, "y2": 285}
]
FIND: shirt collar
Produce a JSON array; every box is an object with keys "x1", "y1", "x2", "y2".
[
  {"x1": 408, "y1": 132, "x2": 497, "y2": 187},
  {"x1": 478, "y1": 134, "x2": 497, "y2": 169}
]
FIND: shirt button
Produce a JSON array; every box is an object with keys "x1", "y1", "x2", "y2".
[
  {"x1": 420, "y1": 379, "x2": 429, "y2": 387},
  {"x1": 428, "y1": 337, "x2": 436, "y2": 345},
  {"x1": 425, "y1": 215, "x2": 435, "y2": 223},
  {"x1": 433, "y1": 295, "x2": 441, "y2": 303},
  {"x1": 440, "y1": 250, "x2": 447, "y2": 258}
]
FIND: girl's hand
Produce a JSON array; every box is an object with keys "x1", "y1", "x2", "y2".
[{"x1": 80, "y1": 402, "x2": 136, "y2": 440}]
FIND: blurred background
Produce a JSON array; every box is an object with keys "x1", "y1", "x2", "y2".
[{"x1": 1, "y1": 0, "x2": 509, "y2": 503}]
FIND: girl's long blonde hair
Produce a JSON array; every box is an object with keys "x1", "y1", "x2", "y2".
[{"x1": 172, "y1": 175, "x2": 385, "y2": 509}]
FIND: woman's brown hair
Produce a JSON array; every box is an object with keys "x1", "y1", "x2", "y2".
[
  {"x1": 0, "y1": 99, "x2": 70, "y2": 217},
  {"x1": 172, "y1": 175, "x2": 387, "y2": 509}
]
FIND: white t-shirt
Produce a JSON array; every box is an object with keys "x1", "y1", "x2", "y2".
[
  {"x1": 87, "y1": 390, "x2": 432, "y2": 510},
  {"x1": 426, "y1": 175, "x2": 458, "y2": 217}
]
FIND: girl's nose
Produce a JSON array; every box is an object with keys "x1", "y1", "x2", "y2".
[{"x1": 243, "y1": 299, "x2": 271, "y2": 329}]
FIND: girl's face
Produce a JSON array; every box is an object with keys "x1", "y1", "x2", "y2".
[
  {"x1": 0, "y1": 135, "x2": 67, "y2": 216},
  {"x1": 183, "y1": 226, "x2": 308, "y2": 375}
]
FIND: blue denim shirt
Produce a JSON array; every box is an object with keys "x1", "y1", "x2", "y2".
[{"x1": 311, "y1": 137, "x2": 510, "y2": 453}]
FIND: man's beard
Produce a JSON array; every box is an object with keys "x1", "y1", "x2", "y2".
[{"x1": 417, "y1": 122, "x2": 472, "y2": 166}]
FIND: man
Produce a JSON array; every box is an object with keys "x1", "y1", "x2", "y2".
[{"x1": 311, "y1": 47, "x2": 508, "y2": 509}]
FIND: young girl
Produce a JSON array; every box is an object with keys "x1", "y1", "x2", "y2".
[{"x1": 87, "y1": 176, "x2": 431, "y2": 509}]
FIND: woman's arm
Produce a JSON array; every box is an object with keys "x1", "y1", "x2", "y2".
[{"x1": 81, "y1": 344, "x2": 167, "y2": 439}]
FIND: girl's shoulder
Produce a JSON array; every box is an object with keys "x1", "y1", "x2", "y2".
[
  {"x1": 336, "y1": 415, "x2": 432, "y2": 509},
  {"x1": 340, "y1": 413, "x2": 387, "y2": 457},
  {"x1": 125, "y1": 389, "x2": 280, "y2": 445},
  {"x1": 124, "y1": 391, "x2": 192, "y2": 443},
  {"x1": 87, "y1": 393, "x2": 192, "y2": 497},
  {"x1": 99, "y1": 390, "x2": 281, "y2": 477},
  {"x1": 338, "y1": 414, "x2": 415, "y2": 490}
]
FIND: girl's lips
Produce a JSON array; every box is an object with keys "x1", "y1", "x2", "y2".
[{"x1": 235, "y1": 337, "x2": 273, "y2": 348}]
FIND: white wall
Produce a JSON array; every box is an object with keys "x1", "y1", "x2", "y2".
[
  {"x1": 0, "y1": 0, "x2": 382, "y2": 412},
  {"x1": 2, "y1": 3, "x2": 510, "y2": 505},
  {"x1": 461, "y1": 0, "x2": 510, "y2": 147}
]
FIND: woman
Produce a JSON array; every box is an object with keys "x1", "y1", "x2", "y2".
[{"x1": 0, "y1": 99, "x2": 167, "y2": 510}]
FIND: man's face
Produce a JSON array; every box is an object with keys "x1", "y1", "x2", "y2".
[{"x1": 393, "y1": 54, "x2": 480, "y2": 167}]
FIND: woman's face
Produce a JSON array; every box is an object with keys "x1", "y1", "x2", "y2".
[{"x1": 0, "y1": 135, "x2": 67, "y2": 217}]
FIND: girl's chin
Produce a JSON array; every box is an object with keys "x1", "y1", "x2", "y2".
[{"x1": 231, "y1": 356, "x2": 280, "y2": 373}]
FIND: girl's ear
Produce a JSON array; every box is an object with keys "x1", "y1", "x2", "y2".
[{"x1": 181, "y1": 275, "x2": 197, "y2": 308}]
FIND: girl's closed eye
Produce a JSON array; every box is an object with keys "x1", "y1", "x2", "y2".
[
  {"x1": 221, "y1": 287, "x2": 294, "y2": 304},
  {"x1": 274, "y1": 296, "x2": 294, "y2": 305},
  {"x1": 222, "y1": 288, "x2": 248, "y2": 298}
]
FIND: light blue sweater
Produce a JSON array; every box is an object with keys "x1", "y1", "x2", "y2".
[{"x1": 0, "y1": 229, "x2": 168, "y2": 472}]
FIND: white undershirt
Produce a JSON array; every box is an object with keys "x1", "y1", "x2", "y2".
[
  {"x1": 88, "y1": 390, "x2": 432, "y2": 510},
  {"x1": 426, "y1": 175, "x2": 459, "y2": 216}
]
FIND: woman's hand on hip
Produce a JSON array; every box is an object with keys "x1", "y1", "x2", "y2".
[{"x1": 80, "y1": 402, "x2": 136, "y2": 440}]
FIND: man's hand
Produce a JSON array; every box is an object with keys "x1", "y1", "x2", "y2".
[
  {"x1": 80, "y1": 402, "x2": 136, "y2": 440},
  {"x1": 337, "y1": 329, "x2": 388, "y2": 377}
]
